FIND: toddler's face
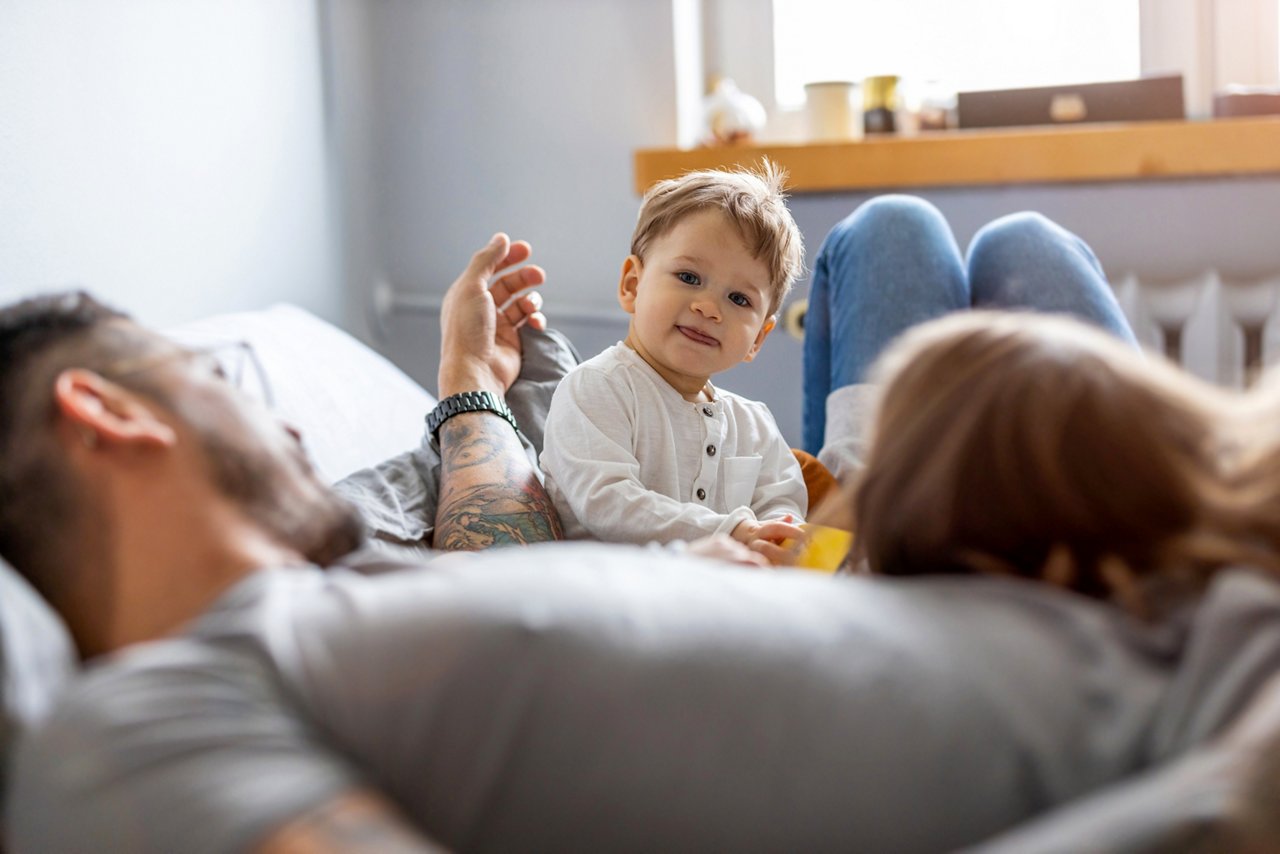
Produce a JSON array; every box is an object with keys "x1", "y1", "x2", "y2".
[{"x1": 620, "y1": 209, "x2": 775, "y2": 398}]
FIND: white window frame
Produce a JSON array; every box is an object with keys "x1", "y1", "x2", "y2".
[{"x1": 677, "y1": 0, "x2": 1279, "y2": 145}]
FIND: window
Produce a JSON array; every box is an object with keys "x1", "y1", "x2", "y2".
[
  {"x1": 773, "y1": 0, "x2": 1140, "y2": 109},
  {"x1": 688, "y1": 0, "x2": 1280, "y2": 144}
]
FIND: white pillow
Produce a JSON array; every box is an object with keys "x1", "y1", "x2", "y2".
[
  {"x1": 1, "y1": 557, "x2": 77, "y2": 805},
  {"x1": 166, "y1": 305, "x2": 436, "y2": 484}
]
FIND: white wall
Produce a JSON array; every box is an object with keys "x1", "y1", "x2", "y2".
[{"x1": 0, "y1": 0, "x2": 341, "y2": 329}]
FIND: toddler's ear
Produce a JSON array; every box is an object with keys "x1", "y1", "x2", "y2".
[
  {"x1": 743, "y1": 317, "x2": 776, "y2": 362},
  {"x1": 618, "y1": 255, "x2": 642, "y2": 314}
]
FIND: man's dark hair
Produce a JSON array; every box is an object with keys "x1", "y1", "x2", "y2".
[{"x1": 0, "y1": 292, "x2": 131, "y2": 604}]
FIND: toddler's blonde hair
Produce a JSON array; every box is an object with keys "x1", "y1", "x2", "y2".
[{"x1": 630, "y1": 159, "x2": 804, "y2": 317}]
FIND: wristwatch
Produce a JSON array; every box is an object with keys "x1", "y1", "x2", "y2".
[{"x1": 426, "y1": 390, "x2": 521, "y2": 453}]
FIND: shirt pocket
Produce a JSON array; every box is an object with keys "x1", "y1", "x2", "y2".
[{"x1": 721, "y1": 455, "x2": 763, "y2": 510}]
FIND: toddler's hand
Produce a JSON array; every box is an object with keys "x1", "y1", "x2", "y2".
[
  {"x1": 686, "y1": 535, "x2": 770, "y2": 568},
  {"x1": 731, "y1": 517, "x2": 807, "y2": 566},
  {"x1": 731, "y1": 517, "x2": 805, "y2": 545},
  {"x1": 748, "y1": 538, "x2": 800, "y2": 566}
]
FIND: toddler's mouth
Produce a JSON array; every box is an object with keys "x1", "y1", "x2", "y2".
[{"x1": 678, "y1": 326, "x2": 719, "y2": 346}]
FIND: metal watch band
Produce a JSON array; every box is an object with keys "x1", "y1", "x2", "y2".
[{"x1": 426, "y1": 390, "x2": 520, "y2": 452}]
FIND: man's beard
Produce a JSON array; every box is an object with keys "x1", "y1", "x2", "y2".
[{"x1": 198, "y1": 429, "x2": 366, "y2": 566}]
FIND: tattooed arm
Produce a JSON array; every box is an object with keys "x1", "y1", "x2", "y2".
[
  {"x1": 434, "y1": 411, "x2": 562, "y2": 549},
  {"x1": 431, "y1": 232, "x2": 562, "y2": 550}
]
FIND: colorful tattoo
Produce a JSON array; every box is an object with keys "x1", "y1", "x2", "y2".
[{"x1": 434, "y1": 414, "x2": 562, "y2": 550}]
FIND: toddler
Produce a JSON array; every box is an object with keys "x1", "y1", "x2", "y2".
[{"x1": 540, "y1": 162, "x2": 807, "y2": 556}]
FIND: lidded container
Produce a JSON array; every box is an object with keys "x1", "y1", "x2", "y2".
[{"x1": 862, "y1": 75, "x2": 900, "y2": 134}]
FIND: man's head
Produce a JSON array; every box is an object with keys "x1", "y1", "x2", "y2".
[
  {"x1": 0, "y1": 292, "x2": 363, "y2": 654},
  {"x1": 0, "y1": 293, "x2": 132, "y2": 614}
]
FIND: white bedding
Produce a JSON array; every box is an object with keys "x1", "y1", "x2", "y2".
[{"x1": 166, "y1": 304, "x2": 436, "y2": 484}]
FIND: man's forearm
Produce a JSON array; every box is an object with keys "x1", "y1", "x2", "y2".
[{"x1": 434, "y1": 411, "x2": 562, "y2": 550}]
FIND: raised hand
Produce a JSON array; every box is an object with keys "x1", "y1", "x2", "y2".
[{"x1": 438, "y1": 233, "x2": 547, "y2": 398}]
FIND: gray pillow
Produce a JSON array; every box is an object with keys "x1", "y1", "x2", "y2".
[{"x1": 0, "y1": 556, "x2": 77, "y2": 804}]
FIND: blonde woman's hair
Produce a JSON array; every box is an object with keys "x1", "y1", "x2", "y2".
[
  {"x1": 630, "y1": 159, "x2": 804, "y2": 317},
  {"x1": 850, "y1": 310, "x2": 1271, "y2": 617}
]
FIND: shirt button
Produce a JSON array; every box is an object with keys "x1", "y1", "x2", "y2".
[
  {"x1": 702, "y1": 406, "x2": 714, "y2": 417},
  {"x1": 696, "y1": 488, "x2": 707, "y2": 500},
  {"x1": 706, "y1": 445, "x2": 717, "y2": 457}
]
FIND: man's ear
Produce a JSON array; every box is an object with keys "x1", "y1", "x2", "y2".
[
  {"x1": 618, "y1": 255, "x2": 642, "y2": 314},
  {"x1": 742, "y1": 317, "x2": 776, "y2": 363},
  {"x1": 53, "y1": 369, "x2": 177, "y2": 450}
]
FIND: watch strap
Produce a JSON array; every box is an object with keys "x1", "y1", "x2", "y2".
[{"x1": 426, "y1": 390, "x2": 520, "y2": 452}]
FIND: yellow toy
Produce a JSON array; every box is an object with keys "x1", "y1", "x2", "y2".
[{"x1": 787, "y1": 523, "x2": 854, "y2": 574}]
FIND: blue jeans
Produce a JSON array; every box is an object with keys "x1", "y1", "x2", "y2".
[{"x1": 802, "y1": 195, "x2": 1138, "y2": 454}]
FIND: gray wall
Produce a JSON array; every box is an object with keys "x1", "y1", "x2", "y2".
[
  {"x1": 326, "y1": 0, "x2": 679, "y2": 400},
  {"x1": 0, "y1": 0, "x2": 342, "y2": 328},
  {"x1": 334, "y1": 1, "x2": 1280, "y2": 446},
  {"x1": 328, "y1": 0, "x2": 678, "y2": 338}
]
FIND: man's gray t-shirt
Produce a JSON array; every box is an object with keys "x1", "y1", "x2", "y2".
[{"x1": 9, "y1": 545, "x2": 1280, "y2": 853}]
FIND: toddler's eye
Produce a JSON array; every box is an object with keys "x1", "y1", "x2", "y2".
[
  {"x1": 729, "y1": 292, "x2": 752, "y2": 307},
  {"x1": 676, "y1": 271, "x2": 700, "y2": 286}
]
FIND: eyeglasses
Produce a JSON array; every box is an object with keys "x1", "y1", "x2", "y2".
[{"x1": 101, "y1": 340, "x2": 275, "y2": 410}]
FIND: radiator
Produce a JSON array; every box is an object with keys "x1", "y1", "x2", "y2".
[{"x1": 1116, "y1": 271, "x2": 1280, "y2": 387}]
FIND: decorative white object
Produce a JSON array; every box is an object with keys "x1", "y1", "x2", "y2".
[{"x1": 702, "y1": 77, "x2": 767, "y2": 145}]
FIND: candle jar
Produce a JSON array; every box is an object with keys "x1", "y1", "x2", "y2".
[
  {"x1": 862, "y1": 75, "x2": 900, "y2": 135},
  {"x1": 804, "y1": 81, "x2": 860, "y2": 141}
]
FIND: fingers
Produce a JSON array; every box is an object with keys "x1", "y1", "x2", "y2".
[
  {"x1": 462, "y1": 233, "x2": 512, "y2": 286},
  {"x1": 459, "y1": 233, "x2": 549, "y2": 332},
  {"x1": 749, "y1": 539, "x2": 796, "y2": 566},
  {"x1": 754, "y1": 520, "x2": 807, "y2": 544},
  {"x1": 687, "y1": 535, "x2": 770, "y2": 567},
  {"x1": 734, "y1": 549, "x2": 771, "y2": 568},
  {"x1": 494, "y1": 266, "x2": 548, "y2": 329},
  {"x1": 462, "y1": 234, "x2": 535, "y2": 289},
  {"x1": 492, "y1": 263, "x2": 545, "y2": 306},
  {"x1": 495, "y1": 238, "x2": 533, "y2": 273}
]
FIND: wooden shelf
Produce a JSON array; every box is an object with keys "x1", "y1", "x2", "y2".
[{"x1": 633, "y1": 117, "x2": 1280, "y2": 195}]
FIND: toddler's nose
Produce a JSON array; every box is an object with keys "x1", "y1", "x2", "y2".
[{"x1": 691, "y1": 296, "x2": 721, "y2": 320}]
